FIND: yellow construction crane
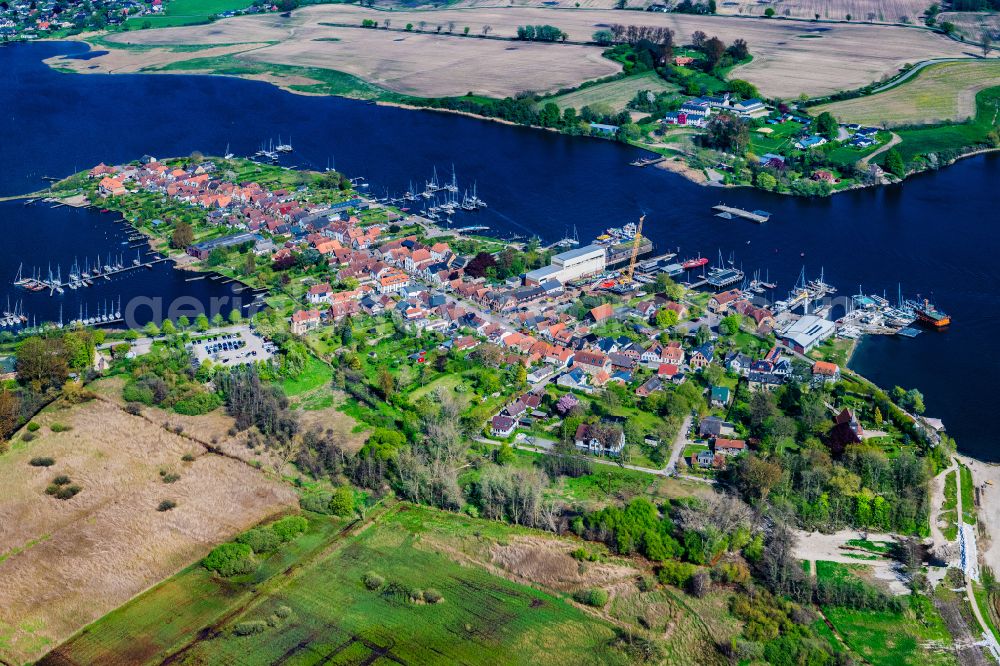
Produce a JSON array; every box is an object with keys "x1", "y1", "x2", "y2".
[{"x1": 624, "y1": 214, "x2": 646, "y2": 284}]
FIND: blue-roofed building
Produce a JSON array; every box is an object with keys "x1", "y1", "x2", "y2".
[{"x1": 795, "y1": 135, "x2": 828, "y2": 150}]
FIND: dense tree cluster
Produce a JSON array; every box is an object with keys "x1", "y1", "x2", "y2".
[
  {"x1": 515, "y1": 24, "x2": 567, "y2": 42},
  {"x1": 217, "y1": 364, "x2": 298, "y2": 444}
]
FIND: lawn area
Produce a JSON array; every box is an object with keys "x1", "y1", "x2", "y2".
[
  {"x1": 409, "y1": 372, "x2": 467, "y2": 401},
  {"x1": 823, "y1": 604, "x2": 954, "y2": 666},
  {"x1": 960, "y1": 464, "x2": 977, "y2": 525},
  {"x1": 941, "y1": 469, "x2": 958, "y2": 541},
  {"x1": 810, "y1": 337, "x2": 856, "y2": 368},
  {"x1": 817, "y1": 561, "x2": 954, "y2": 666},
  {"x1": 545, "y1": 71, "x2": 679, "y2": 112},
  {"x1": 156, "y1": 54, "x2": 403, "y2": 101},
  {"x1": 125, "y1": 0, "x2": 257, "y2": 28},
  {"x1": 281, "y1": 355, "x2": 333, "y2": 397},
  {"x1": 894, "y1": 86, "x2": 1000, "y2": 163},
  {"x1": 815, "y1": 60, "x2": 1000, "y2": 127},
  {"x1": 973, "y1": 582, "x2": 1000, "y2": 644},
  {"x1": 845, "y1": 538, "x2": 892, "y2": 555},
  {"x1": 748, "y1": 120, "x2": 804, "y2": 156},
  {"x1": 42, "y1": 513, "x2": 348, "y2": 665},
  {"x1": 49, "y1": 504, "x2": 632, "y2": 665}
]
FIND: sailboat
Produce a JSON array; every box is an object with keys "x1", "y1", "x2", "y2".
[{"x1": 224, "y1": 143, "x2": 234, "y2": 160}]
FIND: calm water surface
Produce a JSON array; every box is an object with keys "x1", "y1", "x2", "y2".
[{"x1": 1, "y1": 41, "x2": 997, "y2": 459}]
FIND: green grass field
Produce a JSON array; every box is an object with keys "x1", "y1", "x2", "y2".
[
  {"x1": 156, "y1": 55, "x2": 404, "y2": 101},
  {"x1": 281, "y1": 355, "x2": 333, "y2": 397},
  {"x1": 817, "y1": 562, "x2": 955, "y2": 666},
  {"x1": 125, "y1": 0, "x2": 257, "y2": 29},
  {"x1": 960, "y1": 464, "x2": 977, "y2": 525},
  {"x1": 41, "y1": 514, "x2": 349, "y2": 665},
  {"x1": 941, "y1": 469, "x2": 958, "y2": 541},
  {"x1": 545, "y1": 71, "x2": 679, "y2": 112},
  {"x1": 815, "y1": 61, "x2": 1000, "y2": 127},
  {"x1": 46, "y1": 504, "x2": 630, "y2": 665}
]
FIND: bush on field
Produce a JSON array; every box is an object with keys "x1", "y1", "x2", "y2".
[
  {"x1": 122, "y1": 382, "x2": 156, "y2": 406},
  {"x1": 49, "y1": 422, "x2": 71, "y2": 433},
  {"x1": 657, "y1": 560, "x2": 696, "y2": 587},
  {"x1": 271, "y1": 515, "x2": 308, "y2": 542},
  {"x1": 238, "y1": 527, "x2": 281, "y2": 554},
  {"x1": 423, "y1": 588, "x2": 444, "y2": 604},
  {"x1": 204, "y1": 542, "x2": 257, "y2": 577},
  {"x1": 329, "y1": 486, "x2": 355, "y2": 516},
  {"x1": 125, "y1": 402, "x2": 143, "y2": 416},
  {"x1": 363, "y1": 571, "x2": 385, "y2": 590},
  {"x1": 173, "y1": 391, "x2": 222, "y2": 416},
  {"x1": 573, "y1": 588, "x2": 609, "y2": 607},
  {"x1": 45, "y1": 477, "x2": 81, "y2": 499},
  {"x1": 233, "y1": 621, "x2": 268, "y2": 636},
  {"x1": 274, "y1": 605, "x2": 292, "y2": 619},
  {"x1": 383, "y1": 581, "x2": 422, "y2": 603},
  {"x1": 637, "y1": 575, "x2": 657, "y2": 592},
  {"x1": 22, "y1": 431, "x2": 36, "y2": 442},
  {"x1": 157, "y1": 499, "x2": 177, "y2": 511},
  {"x1": 27, "y1": 422, "x2": 40, "y2": 432},
  {"x1": 29, "y1": 456, "x2": 54, "y2": 467},
  {"x1": 299, "y1": 491, "x2": 334, "y2": 514}
]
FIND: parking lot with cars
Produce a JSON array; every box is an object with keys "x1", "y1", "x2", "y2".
[{"x1": 189, "y1": 326, "x2": 273, "y2": 367}]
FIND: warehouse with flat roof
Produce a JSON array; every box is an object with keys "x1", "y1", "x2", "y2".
[
  {"x1": 779, "y1": 315, "x2": 835, "y2": 353},
  {"x1": 525, "y1": 244, "x2": 606, "y2": 286}
]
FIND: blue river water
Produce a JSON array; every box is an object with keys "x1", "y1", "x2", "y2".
[{"x1": 1, "y1": 40, "x2": 998, "y2": 459}]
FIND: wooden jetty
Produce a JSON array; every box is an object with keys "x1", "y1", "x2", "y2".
[
  {"x1": 630, "y1": 156, "x2": 667, "y2": 168},
  {"x1": 712, "y1": 204, "x2": 771, "y2": 223}
]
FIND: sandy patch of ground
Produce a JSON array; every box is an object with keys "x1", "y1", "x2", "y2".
[
  {"x1": 794, "y1": 528, "x2": 910, "y2": 595},
  {"x1": 929, "y1": 461, "x2": 961, "y2": 567},
  {"x1": 75, "y1": 5, "x2": 974, "y2": 99},
  {"x1": 243, "y1": 71, "x2": 325, "y2": 90},
  {"x1": 654, "y1": 154, "x2": 709, "y2": 184},
  {"x1": 45, "y1": 42, "x2": 267, "y2": 76},
  {"x1": 938, "y1": 11, "x2": 1000, "y2": 42},
  {"x1": 356, "y1": 0, "x2": 932, "y2": 21},
  {"x1": 490, "y1": 536, "x2": 639, "y2": 591},
  {"x1": 959, "y1": 455, "x2": 1000, "y2": 576},
  {"x1": 0, "y1": 397, "x2": 296, "y2": 663},
  {"x1": 290, "y1": 5, "x2": 974, "y2": 97},
  {"x1": 297, "y1": 402, "x2": 369, "y2": 455},
  {"x1": 714, "y1": 0, "x2": 932, "y2": 22},
  {"x1": 106, "y1": 13, "x2": 292, "y2": 45},
  {"x1": 241, "y1": 27, "x2": 620, "y2": 97}
]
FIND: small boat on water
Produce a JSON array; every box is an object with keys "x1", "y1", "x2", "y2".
[{"x1": 681, "y1": 255, "x2": 709, "y2": 270}]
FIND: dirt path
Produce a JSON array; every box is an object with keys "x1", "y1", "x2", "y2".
[
  {"x1": 931, "y1": 460, "x2": 960, "y2": 563},
  {"x1": 954, "y1": 457, "x2": 1000, "y2": 661},
  {"x1": 859, "y1": 132, "x2": 901, "y2": 167},
  {"x1": 665, "y1": 414, "x2": 692, "y2": 475}
]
